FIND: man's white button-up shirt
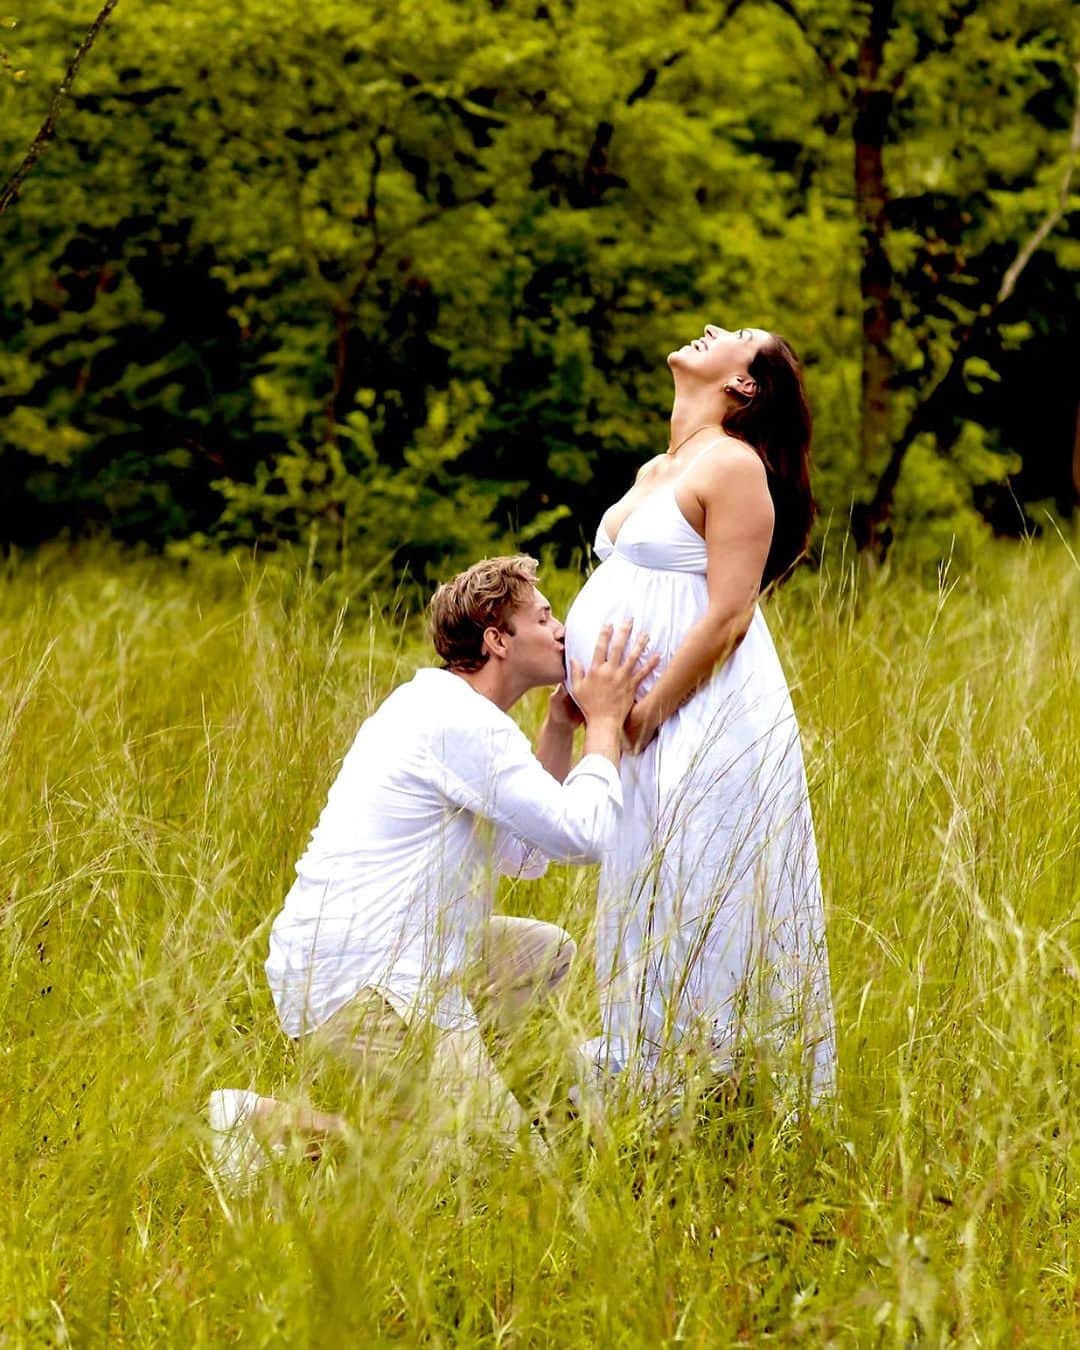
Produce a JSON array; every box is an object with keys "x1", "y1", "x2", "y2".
[{"x1": 266, "y1": 668, "x2": 622, "y2": 1035}]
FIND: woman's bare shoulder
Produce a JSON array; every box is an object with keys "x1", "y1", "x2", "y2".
[
  {"x1": 687, "y1": 439, "x2": 772, "y2": 531},
  {"x1": 692, "y1": 436, "x2": 768, "y2": 488},
  {"x1": 634, "y1": 453, "x2": 667, "y2": 483}
]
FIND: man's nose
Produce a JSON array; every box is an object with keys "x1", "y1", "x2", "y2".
[{"x1": 554, "y1": 620, "x2": 566, "y2": 641}]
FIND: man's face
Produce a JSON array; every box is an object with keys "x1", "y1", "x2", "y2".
[{"x1": 500, "y1": 587, "x2": 567, "y2": 688}]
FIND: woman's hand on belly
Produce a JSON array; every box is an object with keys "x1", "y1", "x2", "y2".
[{"x1": 624, "y1": 696, "x2": 660, "y2": 752}]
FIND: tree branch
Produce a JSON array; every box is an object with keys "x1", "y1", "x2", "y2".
[
  {"x1": 855, "y1": 61, "x2": 1080, "y2": 553},
  {"x1": 625, "y1": 1, "x2": 746, "y2": 107},
  {"x1": 365, "y1": 129, "x2": 384, "y2": 250},
  {"x1": 761, "y1": 0, "x2": 841, "y2": 81},
  {"x1": 0, "y1": 0, "x2": 122, "y2": 218},
  {"x1": 997, "y1": 60, "x2": 1080, "y2": 306},
  {"x1": 895, "y1": 0, "x2": 977, "y2": 88},
  {"x1": 909, "y1": 57, "x2": 1080, "y2": 437},
  {"x1": 342, "y1": 190, "x2": 493, "y2": 303}
]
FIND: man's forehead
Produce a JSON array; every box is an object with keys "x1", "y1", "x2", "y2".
[{"x1": 531, "y1": 587, "x2": 552, "y2": 612}]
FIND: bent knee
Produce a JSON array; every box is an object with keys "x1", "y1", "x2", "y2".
[
  {"x1": 546, "y1": 924, "x2": 577, "y2": 983},
  {"x1": 485, "y1": 914, "x2": 577, "y2": 985}
]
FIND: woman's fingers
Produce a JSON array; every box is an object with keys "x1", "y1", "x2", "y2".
[{"x1": 568, "y1": 658, "x2": 583, "y2": 688}]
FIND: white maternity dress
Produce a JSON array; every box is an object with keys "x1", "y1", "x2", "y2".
[{"x1": 563, "y1": 484, "x2": 835, "y2": 1098}]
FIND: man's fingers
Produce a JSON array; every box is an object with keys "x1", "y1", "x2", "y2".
[
  {"x1": 607, "y1": 617, "x2": 634, "y2": 667},
  {"x1": 635, "y1": 652, "x2": 662, "y2": 687},
  {"x1": 590, "y1": 624, "x2": 614, "y2": 669},
  {"x1": 623, "y1": 631, "x2": 651, "y2": 669}
]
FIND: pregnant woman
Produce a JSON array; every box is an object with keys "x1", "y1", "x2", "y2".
[{"x1": 564, "y1": 324, "x2": 835, "y2": 1102}]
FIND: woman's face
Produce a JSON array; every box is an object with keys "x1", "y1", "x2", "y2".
[{"x1": 668, "y1": 324, "x2": 770, "y2": 383}]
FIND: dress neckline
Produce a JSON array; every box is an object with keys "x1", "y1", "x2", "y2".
[{"x1": 601, "y1": 480, "x2": 705, "y2": 550}]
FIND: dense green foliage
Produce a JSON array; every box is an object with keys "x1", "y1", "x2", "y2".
[
  {"x1": 0, "y1": 0, "x2": 1077, "y2": 576},
  {"x1": 1, "y1": 541, "x2": 1078, "y2": 1341}
]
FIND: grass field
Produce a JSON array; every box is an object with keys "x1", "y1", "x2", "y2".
[{"x1": 1, "y1": 536, "x2": 1078, "y2": 1345}]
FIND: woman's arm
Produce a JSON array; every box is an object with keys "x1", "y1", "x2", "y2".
[{"x1": 625, "y1": 447, "x2": 774, "y2": 749}]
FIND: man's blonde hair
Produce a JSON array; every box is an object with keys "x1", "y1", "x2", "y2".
[{"x1": 429, "y1": 555, "x2": 539, "y2": 672}]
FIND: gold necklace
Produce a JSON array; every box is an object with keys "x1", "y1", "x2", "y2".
[{"x1": 666, "y1": 423, "x2": 724, "y2": 456}]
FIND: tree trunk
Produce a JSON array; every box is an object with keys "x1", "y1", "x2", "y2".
[
  {"x1": 1072, "y1": 399, "x2": 1080, "y2": 503},
  {"x1": 852, "y1": 0, "x2": 895, "y2": 472}
]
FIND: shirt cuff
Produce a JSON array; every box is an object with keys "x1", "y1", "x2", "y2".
[{"x1": 565, "y1": 753, "x2": 623, "y2": 805}]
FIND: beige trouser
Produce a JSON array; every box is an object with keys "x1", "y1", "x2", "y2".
[{"x1": 307, "y1": 916, "x2": 576, "y2": 1148}]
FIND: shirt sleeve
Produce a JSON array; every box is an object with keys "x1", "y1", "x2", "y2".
[
  {"x1": 492, "y1": 829, "x2": 549, "y2": 880},
  {"x1": 429, "y1": 720, "x2": 622, "y2": 864}
]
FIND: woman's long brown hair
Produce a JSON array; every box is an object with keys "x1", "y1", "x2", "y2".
[{"x1": 722, "y1": 334, "x2": 815, "y2": 588}]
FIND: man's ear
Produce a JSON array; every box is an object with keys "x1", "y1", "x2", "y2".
[{"x1": 481, "y1": 625, "x2": 509, "y2": 661}]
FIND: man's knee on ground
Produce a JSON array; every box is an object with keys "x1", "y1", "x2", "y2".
[{"x1": 481, "y1": 915, "x2": 577, "y2": 1008}]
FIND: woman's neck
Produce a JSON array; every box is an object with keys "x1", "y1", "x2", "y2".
[{"x1": 668, "y1": 394, "x2": 726, "y2": 455}]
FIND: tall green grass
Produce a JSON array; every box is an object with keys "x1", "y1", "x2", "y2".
[{"x1": 1, "y1": 537, "x2": 1078, "y2": 1345}]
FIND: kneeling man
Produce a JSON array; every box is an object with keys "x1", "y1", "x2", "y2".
[{"x1": 209, "y1": 555, "x2": 653, "y2": 1178}]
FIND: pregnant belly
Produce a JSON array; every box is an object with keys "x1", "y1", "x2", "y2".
[{"x1": 563, "y1": 556, "x2": 706, "y2": 699}]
